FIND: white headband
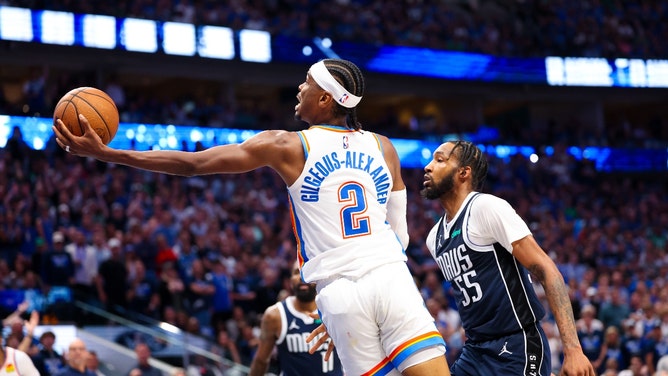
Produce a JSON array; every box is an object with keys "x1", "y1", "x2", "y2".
[{"x1": 309, "y1": 61, "x2": 362, "y2": 108}]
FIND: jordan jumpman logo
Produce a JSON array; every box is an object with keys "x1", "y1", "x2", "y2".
[{"x1": 499, "y1": 342, "x2": 513, "y2": 356}]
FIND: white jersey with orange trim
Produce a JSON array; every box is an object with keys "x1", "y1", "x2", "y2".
[
  {"x1": 288, "y1": 125, "x2": 407, "y2": 283},
  {"x1": 0, "y1": 347, "x2": 40, "y2": 376}
]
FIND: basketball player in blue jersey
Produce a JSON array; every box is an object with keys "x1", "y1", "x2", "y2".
[
  {"x1": 54, "y1": 58, "x2": 450, "y2": 375},
  {"x1": 421, "y1": 140, "x2": 595, "y2": 376},
  {"x1": 250, "y1": 262, "x2": 343, "y2": 376}
]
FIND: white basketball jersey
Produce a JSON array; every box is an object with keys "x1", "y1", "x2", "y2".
[
  {"x1": 0, "y1": 347, "x2": 40, "y2": 376},
  {"x1": 288, "y1": 125, "x2": 407, "y2": 283}
]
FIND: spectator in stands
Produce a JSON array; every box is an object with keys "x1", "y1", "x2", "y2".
[
  {"x1": 251, "y1": 267, "x2": 281, "y2": 315},
  {"x1": 643, "y1": 323, "x2": 668, "y2": 376},
  {"x1": 57, "y1": 338, "x2": 95, "y2": 376},
  {"x1": 4, "y1": 125, "x2": 29, "y2": 162},
  {"x1": 31, "y1": 331, "x2": 65, "y2": 376},
  {"x1": 64, "y1": 228, "x2": 98, "y2": 302},
  {"x1": 4, "y1": 307, "x2": 39, "y2": 355},
  {"x1": 425, "y1": 297, "x2": 454, "y2": 348},
  {"x1": 126, "y1": 343, "x2": 161, "y2": 376},
  {"x1": 542, "y1": 320, "x2": 563, "y2": 373},
  {"x1": 622, "y1": 318, "x2": 645, "y2": 370},
  {"x1": 173, "y1": 229, "x2": 197, "y2": 283},
  {"x1": 186, "y1": 258, "x2": 215, "y2": 337},
  {"x1": 22, "y1": 66, "x2": 48, "y2": 116},
  {"x1": 2, "y1": 301, "x2": 29, "y2": 329},
  {"x1": 41, "y1": 232, "x2": 75, "y2": 289},
  {"x1": 9, "y1": 254, "x2": 31, "y2": 290},
  {"x1": 90, "y1": 228, "x2": 112, "y2": 265},
  {"x1": 599, "y1": 288, "x2": 632, "y2": 330},
  {"x1": 209, "y1": 257, "x2": 234, "y2": 334},
  {"x1": 230, "y1": 262, "x2": 257, "y2": 316},
  {"x1": 617, "y1": 354, "x2": 647, "y2": 376},
  {"x1": 600, "y1": 357, "x2": 621, "y2": 376},
  {"x1": 154, "y1": 234, "x2": 178, "y2": 277},
  {"x1": 107, "y1": 202, "x2": 127, "y2": 234},
  {"x1": 86, "y1": 351, "x2": 106, "y2": 376},
  {"x1": 211, "y1": 328, "x2": 242, "y2": 371},
  {"x1": 103, "y1": 75, "x2": 126, "y2": 111},
  {"x1": 577, "y1": 304, "x2": 605, "y2": 363},
  {"x1": 593, "y1": 326, "x2": 625, "y2": 374},
  {"x1": 157, "y1": 261, "x2": 186, "y2": 315},
  {"x1": 95, "y1": 237, "x2": 128, "y2": 316},
  {"x1": 126, "y1": 260, "x2": 160, "y2": 320},
  {"x1": 234, "y1": 319, "x2": 259, "y2": 366}
]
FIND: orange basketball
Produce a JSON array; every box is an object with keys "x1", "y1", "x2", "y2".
[{"x1": 53, "y1": 87, "x2": 119, "y2": 145}]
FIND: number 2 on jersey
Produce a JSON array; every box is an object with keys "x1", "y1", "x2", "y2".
[{"x1": 338, "y1": 182, "x2": 371, "y2": 238}]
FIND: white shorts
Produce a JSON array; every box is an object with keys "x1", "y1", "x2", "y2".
[{"x1": 315, "y1": 262, "x2": 446, "y2": 375}]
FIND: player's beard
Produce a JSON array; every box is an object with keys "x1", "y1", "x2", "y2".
[
  {"x1": 295, "y1": 283, "x2": 317, "y2": 303},
  {"x1": 421, "y1": 169, "x2": 456, "y2": 200}
]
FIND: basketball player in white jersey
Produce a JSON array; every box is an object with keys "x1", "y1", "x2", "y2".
[
  {"x1": 54, "y1": 58, "x2": 450, "y2": 375},
  {"x1": 0, "y1": 346, "x2": 40, "y2": 376}
]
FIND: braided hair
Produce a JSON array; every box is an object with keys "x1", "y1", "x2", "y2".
[
  {"x1": 323, "y1": 59, "x2": 365, "y2": 130},
  {"x1": 450, "y1": 140, "x2": 489, "y2": 191}
]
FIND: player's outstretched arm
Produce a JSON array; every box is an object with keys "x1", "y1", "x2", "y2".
[
  {"x1": 53, "y1": 114, "x2": 298, "y2": 178},
  {"x1": 512, "y1": 235, "x2": 596, "y2": 376},
  {"x1": 249, "y1": 305, "x2": 281, "y2": 376}
]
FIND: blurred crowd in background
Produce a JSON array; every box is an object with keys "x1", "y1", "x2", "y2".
[
  {"x1": 1, "y1": 64, "x2": 666, "y2": 150},
  {"x1": 5, "y1": 0, "x2": 668, "y2": 58},
  {"x1": 1, "y1": 128, "x2": 667, "y2": 374},
  {"x1": 1, "y1": 1, "x2": 668, "y2": 376}
]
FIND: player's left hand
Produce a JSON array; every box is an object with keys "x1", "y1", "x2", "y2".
[{"x1": 305, "y1": 313, "x2": 335, "y2": 361}]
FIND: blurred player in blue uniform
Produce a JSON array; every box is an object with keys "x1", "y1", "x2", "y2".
[{"x1": 250, "y1": 262, "x2": 343, "y2": 376}]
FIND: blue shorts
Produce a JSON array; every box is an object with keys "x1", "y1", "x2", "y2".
[{"x1": 451, "y1": 322, "x2": 552, "y2": 376}]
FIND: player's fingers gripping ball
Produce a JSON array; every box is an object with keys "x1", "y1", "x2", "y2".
[{"x1": 53, "y1": 87, "x2": 119, "y2": 145}]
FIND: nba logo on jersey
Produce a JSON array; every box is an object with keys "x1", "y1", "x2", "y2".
[
  {"x1": 338, "y1": 93, "x2": 349, "y2": 104},
  {"x1": 342, "y1": 135, "x2": 349, "y2": 149}
]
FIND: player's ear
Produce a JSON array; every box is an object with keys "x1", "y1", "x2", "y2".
[{"x1": 319, "y1": 91, "x2": 333, "y2": 107}]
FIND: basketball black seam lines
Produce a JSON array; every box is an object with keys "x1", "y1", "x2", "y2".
[
  {"x1": 71, "y1": 87, "x2": 88, "y2": 136},
  {"x1": 71, "y1": 88, "x2": 116, "y2": 142},
  {"x1": 56, "y1": 96, "x2": 75, "y2": 133}
]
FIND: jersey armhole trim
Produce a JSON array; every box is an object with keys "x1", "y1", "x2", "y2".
[
  {"x1": 372, "y1": 133, "x2": 383, "y2": 153},
  {"x1": 276, "y1": 301, "x2": 288, "y2": 345},
  {"x1": 297, "y1": 131, "x2": 309, "y2": 159}
]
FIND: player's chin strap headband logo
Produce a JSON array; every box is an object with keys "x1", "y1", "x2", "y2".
[{"x1": 309, "y1": 61, "x2": 362, "y2": 108}]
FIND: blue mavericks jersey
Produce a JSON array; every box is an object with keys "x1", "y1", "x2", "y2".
[
  {"x1": 433, "y1": 193, "x2": 545, "y2": 342},
  {"x1": 275, "y1": 297, "x2": 343, "y2": 376}
]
